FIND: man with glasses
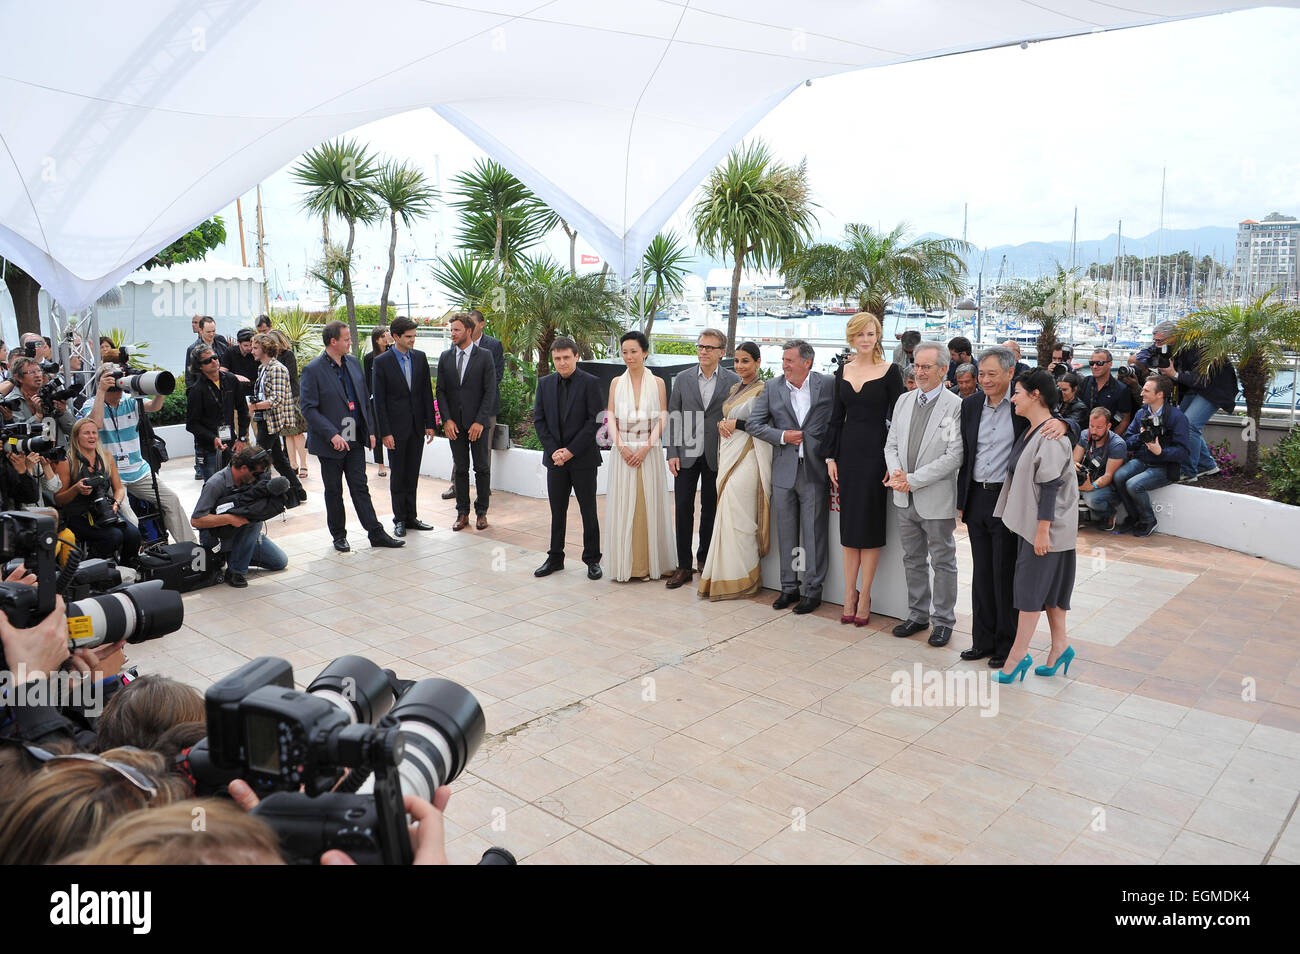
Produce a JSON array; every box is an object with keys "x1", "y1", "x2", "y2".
[
  {"x1": 190, "y1": 446, "x2": 288, "y2": 588},
  {"x1": 1078, "y1": 349, "x2": 1135, "y2": 439},
  {"x1": 186, "y1": 345, "x2": 249, "y2": 481},
  {"x1": 7, "y1": 355, "x2": 75, "y2": 449},
  {"x1": 665, "y1": 329, "x2": 739, "y2": 589}
]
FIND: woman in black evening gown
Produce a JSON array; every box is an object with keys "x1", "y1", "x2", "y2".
[{"x1": 826, "y1": 312, "x2": 905, "y2": 626}]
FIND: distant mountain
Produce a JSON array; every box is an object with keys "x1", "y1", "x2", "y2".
[
  {"x1": 918, "y1": 226, "x2": 1240, "y2": 282},
  {"x1": 684, "y1": 225, "x2": 1241, "y2": 286}
]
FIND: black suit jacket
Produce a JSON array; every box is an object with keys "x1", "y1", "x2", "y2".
[
  {"x1": 533, "y1": 369, "x2": 603, "y2": 470},
  {"x1": 435, "y1": 346, "x2": 496, "y2": 431},
  {"x1": 957, "y1": 391, "x2": 1079, "y2": 513},
  {"x1": 299, "y1": 352, "x2": 376, "y2": 459},
  {"x1": 373, "y1": 348, "x2": 436, "y2": 441}
]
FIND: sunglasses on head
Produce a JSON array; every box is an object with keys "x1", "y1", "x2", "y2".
[{"x1": 19, "y1": 743, "x2": 158, "y2": 799}]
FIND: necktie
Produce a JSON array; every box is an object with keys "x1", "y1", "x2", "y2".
[
  {"x1": 401, "y1": 351, "x2": 412, "y2": 389},
  {"x1": 457, "y1": 349, "x2": 466, "y2": 383},
  {"x1": 918, "y1": 391, "x2": 928, "y2": 408}
]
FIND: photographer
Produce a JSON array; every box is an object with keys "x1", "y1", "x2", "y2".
[
  {"x1": 248, "y1": 333, "x2": 306, "y2": 501},
  {"x1": 0, "y1": 445, "x2": 41, "y2": 512},
  {"x1": 1138, "y1": 319, "x2": 1238, "y2": 482},
  {"x1": 6, "y1": 355, "x2": 75, "y2": 449},
  {"x1": 1049, "y1": 343, "x2": 1075, "y2": 379},
  {"x1": 1058, "y1": 372, "x2": 1090, "y2": 434},
  {"x1": 81, "y1": 361, "x2": 197, "y2": 545},
  {"x1": 187, "y1": 344, "x2": 250, "y2": 481},
  {"x1": 1113, "y1": 374, "x2": 1193, "y2": 537},
  {"x1": 224, "y1": 327, "x2": 259, "y2": 396},
  {"x1": 1073, "y1": 407, "x2": 1127, "y2": 531},
  {"x1": 1078, "y1": 348, "x2": 1135, "y2": 439},
  {"x1": 54, "y1": 419, "x2": 142, "y2": 567},
  {"x1": 184, "y1": 316, "x2": 229, "y2": 389},
  {"x1": 191, "y1": 446, "x2": 288, "y2": 589}
]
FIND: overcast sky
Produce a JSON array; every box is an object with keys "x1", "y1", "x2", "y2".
[{"x1": 212, "y1": 6, "x2": 1300, "y2": 290}]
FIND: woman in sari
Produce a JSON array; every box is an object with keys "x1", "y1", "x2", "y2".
[
  {"x1": 698, "y1": 341, "x2": 771, "y2": 600},
  {"x1": 606, "y1": 331, "x2": 676, "y2": 582}
]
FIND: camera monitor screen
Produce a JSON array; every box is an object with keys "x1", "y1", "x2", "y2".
[{"x1": 246, "y1": 714, "x2": 282, "y2": 776}]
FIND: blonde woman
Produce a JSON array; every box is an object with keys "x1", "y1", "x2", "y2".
[
  {"x1": 698, "y1": 342, "x2": 771, "y2": 600},
  {"x1": 605, "y1": 331, "x2": 675, "y2": 582},
  {"x1": 54, "y1": 418, "x2": 141, "y2": 567},
  {"x1": 825, "y1": 312, "x2": 905, "y2": 625},
  {"x1": 248, "y1": 333, "x2": 307, "y2": 501}
]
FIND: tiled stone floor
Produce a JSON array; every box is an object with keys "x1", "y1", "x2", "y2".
[{"x1": 131, "y1": 457, "x2": 1300, "y2": 864}]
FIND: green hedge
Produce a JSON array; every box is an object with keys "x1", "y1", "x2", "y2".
[
  {"x1": 153, "y1": 379, "x2": 187, "y2": 426},
  {"x1": 1262, "y1": 426, "x2": 1300, "y2": 505},
  {"x1": 496, "y1": 372, "x2": 533, "y2": 429},
  {"x1": 652, "y1": 338, "x2": 699, "y2": 356}
]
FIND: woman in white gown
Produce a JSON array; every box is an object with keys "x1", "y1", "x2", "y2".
[
  {"x1": 698, "y1": 342, "x2": 772, "y2": 600},
  {"x1": 606, "y1": 331, "x2": 676, "y2": 582}
]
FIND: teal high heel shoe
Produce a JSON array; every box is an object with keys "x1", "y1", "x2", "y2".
[
  {"x1": 1034, "y1": 646, "x2": 1075, "y2": 677},
  {"x1": 994, "y1": 655, "x2": 1032, "y2": 684}
]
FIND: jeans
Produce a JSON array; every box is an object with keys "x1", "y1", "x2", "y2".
[
  {"x1": 1080, "y1": 483, "x2": 1118, "y2": 518},
  {"x1": 1113, "y1": 459, "x2": 1171, "y2": 526},
  {"x1": 196, "y1": 446, "x2": 226, "y2": 481},
  {"x1": 65, "y1": 512, "x2": 142, "y2": 567},
  {"x1": 1179, "y1": 393, "x2": 1218, "y2": 478},
  {"x1": 225, "y1": 521, "x2": 288, "y2": 575}
]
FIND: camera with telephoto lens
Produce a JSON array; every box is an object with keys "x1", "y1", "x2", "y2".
[
  {"x1": 104, "y1": 349, "x2": 175, "y2": 398},
  {"x1": 0, "y1": 512, "x2": 184, "y2": 669},
  {"x1": 1149, "y1": 342, "x2": 1173, "y2": 370},
  {"x1": 178, "y1": 655, "x2": 513, "y2": 865},
  {"x1": 38, "y1": 374, "x2": 82, "y2": 411},
  {"x1": 1138, "y1": 413, "x2": 1168, "y2": 447},
  {"x1": 1078, "y1": 444, "x2": 1107, "y2": 486},
  {"x1": 1, "y1": 417, "x2": 54, "y2": 456}
]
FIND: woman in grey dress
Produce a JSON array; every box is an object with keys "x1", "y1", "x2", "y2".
[{"x1": 992, "y1": 368, "x2": 1079, "y2": 683}]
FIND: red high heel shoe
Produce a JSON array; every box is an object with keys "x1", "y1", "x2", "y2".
[
  {"x1": 840, "y1": 589, "x2": 858, "y2": 625},
  {"x1": 854, "y1": 595, "x2": 872, "y2": 627}
]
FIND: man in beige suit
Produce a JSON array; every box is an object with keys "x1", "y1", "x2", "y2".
[{"x1": 883, "y1": 340, "x2": 964, "y2": 646}]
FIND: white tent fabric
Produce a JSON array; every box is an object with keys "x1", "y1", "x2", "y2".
[{"x1": 0, "y1": 0, "x2": 1290, "y2": 311}]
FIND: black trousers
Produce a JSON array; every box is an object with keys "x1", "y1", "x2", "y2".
[
  {"x1": 965, "y1": 483, "x2": 1018, "y2": 657},
  {"x1": 389, "y1": 426, "x2": 425, "y2": 524},
  {"x1": 449, "y1": 427, "x2": 491, "y2": 516},
  {"x1": 256, "y1": 421, "x2": 304, "y2": 497},
  {"x1": 674, "y1": 457, "x2": 718, "y2": 570},
  {"x1": 546, "y1": 465, "x2": 600, "y2": 565},
  {"x1": 319, "y1": 439, "x2": 380, "y2": 539}
]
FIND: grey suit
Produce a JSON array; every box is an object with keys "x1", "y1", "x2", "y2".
[
  {"x1": 882, "y1": 386, "x2": 964, "y2": 629},
  {"x1": 748, "y1": 371, "x2": 834, "y2": 597},
  {"x1": 666, "y1": 365, "x2": 740, "y2": 569}
]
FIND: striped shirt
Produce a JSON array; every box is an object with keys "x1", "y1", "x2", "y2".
[{"x1": 79, "y1": 395, "x2": 150, "y2": 483}]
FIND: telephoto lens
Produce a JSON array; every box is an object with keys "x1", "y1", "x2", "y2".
[
  {"x1": 358, "y1": 678, "x2": 485, "y2": 802},
  {"x1": 306, "y1": 655, "x2": 399, "y2": 725},
  {"x1": 65, "y1": 579, "x2": 185, "y2": 650},
  {"x1": 119, "y1": 370, "x2": 175, "y2": 397}
]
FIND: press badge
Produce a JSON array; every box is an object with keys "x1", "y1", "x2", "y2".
[
  {"x1": 218, "y1": 425, "x2": 233, "y2": 441},
  {"x1": 215, "y1": 502, "x2": 235, "y2": 514}
]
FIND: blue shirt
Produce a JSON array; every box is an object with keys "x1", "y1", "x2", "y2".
[
  {"x1": 80, "y1": 395, "x2": 150, "y2": 483},
  {"x1": 1076, "y1": 429, "x2": 1127, "y2": 461}
]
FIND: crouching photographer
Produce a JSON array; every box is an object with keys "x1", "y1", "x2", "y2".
[
  {"x1": 191, "y1": 446, "x2": 289, "y2": 589},
  {"x1": 1073, "y1": 407, "x2": 1127, "y2": 531},
  {"x1": 54, "y1": 418, "x2": 141, "y2": 568},
  {"x1": 1113, "y1": 375, "x2": 1193, "y2": 537}
]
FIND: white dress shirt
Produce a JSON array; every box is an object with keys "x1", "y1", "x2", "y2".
[
  {"x1": 783, "y1": 375, "x2": 811, "y2": 458},
  {"x1": 698, "y1": 366, "x2": 718, "y2": 409},
  {"x1": 916, "y1": 380, "x2": 945, "y2": 407}
]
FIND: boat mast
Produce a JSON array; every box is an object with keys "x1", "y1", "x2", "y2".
[
  {"x1": 1155, "y1": 164, "x2": 1166, "y2": 317},
  {"x1": 256, "y1": 183, "x2": 269, "y2": 316}
]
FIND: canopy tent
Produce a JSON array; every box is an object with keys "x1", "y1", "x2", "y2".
[{"x1": 1, "y1": 0, "x2": 1292, "y2": 312}]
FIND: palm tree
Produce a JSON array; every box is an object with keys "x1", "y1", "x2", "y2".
[
  {"x1": 639, "y1": 231, "x2": 693, "y2": 340},
  {"x1": 291, "y1": 138, "x2": 381, "y2": 346},
  {"x1": 430, "y1": 250, "x2": 498, "y2": 309},
  {"x1": 372, "y1": 160, "x2": 438, "y2": 326},
  {"x1": 786, "y1": 223, "x2": 971, "y2": 318},
  {"x1": 497, "y1": 257, "x2": 626, "y2": 376},
  {"x1": 1175, "y1": 292, "x2": 1300, "y2": 476},
  {"x1": 691, "y1": 140, "x2": 817, "y2": 355},
  {"x1": 448, "y1": 159, "x2": 551, "y2": 279},
  {"x1": 997, "y1": 264, "x2": 1100, "y2": 367}
]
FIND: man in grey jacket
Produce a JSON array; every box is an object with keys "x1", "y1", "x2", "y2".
[
  {"x1": 665, "y1": 328, "x2": 739, "y2": 589},
  {"x1": 747, "y1": 340, "x2": 833, "y2": 615},
  {"x1": 883, "y1": 340, "x2": 964, "y2": 647}
]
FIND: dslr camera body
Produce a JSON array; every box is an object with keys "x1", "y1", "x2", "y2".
[
  {"x1": 1138, "y1": 412, "x2": 1168, "y2": 447},
  {"x1": 102, "y1": 348, "x2": 175, "y2": 399}
]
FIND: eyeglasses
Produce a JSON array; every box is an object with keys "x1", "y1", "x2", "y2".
[
  {"x1": 21, "y1": 744, "x2": 157, "y2": 799},
  {"x1": 696, "y1": 344, "x2": 722, "y2": 352},
  {"x1": 1089, "y1": 360, "x2": 1109, "y2": 367},
  {"x1": 912, "y1": 363, "x2": 940, "y2": 371}
]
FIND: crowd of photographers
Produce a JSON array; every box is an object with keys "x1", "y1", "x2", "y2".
[{"x1": 895, "y1": 324, "x2": 1234, "y2": 536}]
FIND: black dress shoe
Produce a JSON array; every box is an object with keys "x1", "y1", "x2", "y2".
[
  {"x1": 407, "y1": 519, "x2": 435, "y2": 531},
  {"x1": 369, "y1": 531, "x2": 405, "y2": 548},
  {"x1": 296, "y1": 488, "x2": 308, "y2": 502},
  {"x1": 772, "y1": 590, "x2": 800, "y2": 610},
  {"x1": 892, "y1": 619, "x2": 929, "y2": 638},
  {"x1": 792, "y1": 596, "x2": 822, "y2": 615},
  {"x1": 587, "y1": 564, "x2": 602, "y2": 580},
  {"x1": 226, "y1": 571, "x2": 248, "y2": 588},
  {"x1": 333, "y1": 537, "x2": 350, "y2": 553},
  {"x1": 960, "y1": 647, "x2": 993, "y2": 661},
  {"x1": 441, "y1": 487, "x2": 456, "y2": 499},
  {"x1": 534, "y1": 560, "x2": 563, "y2": 578},
  {"x1": 988, "y1": 655, "x2": 1007, "y2": 668},
  {"x1": 928, "y1": 625, "x2": 952, "y2": 647},
  {"x1": 393, "y1": 521, "x2": 406, "y2": 537}
]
